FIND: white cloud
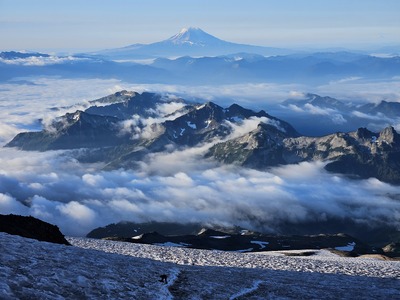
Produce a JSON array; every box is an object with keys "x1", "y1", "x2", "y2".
[
  {"x1": 286, "y1": 104, "x2": 304, "y2": 113},
  {"x1": 0, "y1": 56, "x2": 89, "y2": 66},
  {"x1": 2, "y1": 77, "x2": 400, "y2": 237},
  {"x1": 316, "y1": 78, "x2": 400, "y2": 103},
  {"x1": 351, "y1": 111, "x2": 395, "y2": 123},
  {"x1": 57, "y1": 201, "x2": 97, "y2": 224},
  {"x1": 295, "y1": 104, "x2": 346, "y2": 125},
  {"x1": 1, "y1": 146, "x2": 400, "y2": 236},
  {"x1": 0, "y1": 78, "x2": 124, "y2": 146},
  {"x1": 0, "y1": 193, "x2": 29, "y2": 215}
]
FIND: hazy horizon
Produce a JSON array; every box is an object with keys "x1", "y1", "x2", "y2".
[{"x1": 1, "y1": 0, "x2": 399, "y2": 53}]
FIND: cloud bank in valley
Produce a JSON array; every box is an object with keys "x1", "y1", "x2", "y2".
[
  {"x1": 1, "y1": 77, "x2": 400, "y2": 236},
  {"x1": 1, "y1": 146, "x2": 400, "y2": 236},
  {"x1": 0, "y1": 56, "x2": 89, "y2": 66}
]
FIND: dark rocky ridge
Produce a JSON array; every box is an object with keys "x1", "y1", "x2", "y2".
[
  {"x1": 87, "y1": 221, "x2": 206, "y2": 238},
  {"x1": 208, "y1": 125, "x2": 400, "y2": 184},
  {"x1": 6, "y1": 111, "x2": 126, "y2": 151},
  {"x1": 87, "y1": 221, "x2": 380, "y2": 255},
  {"x1": 4, "y1": 90, "x2": 400, "y2": 184},
  {"x1": 0, "y1": 214, "x2": 70, "y2": 245}
]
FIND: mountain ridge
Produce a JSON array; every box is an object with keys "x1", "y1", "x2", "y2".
[{"x1": 5, "y1": 90, "x2": 400, "y2": 184}]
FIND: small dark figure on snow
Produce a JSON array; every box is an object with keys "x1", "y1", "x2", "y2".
[{"x1": 160, "y1": 274, "x2": 168, "y2": 284}]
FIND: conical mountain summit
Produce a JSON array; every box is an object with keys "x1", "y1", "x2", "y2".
[{"x1": 95, "y1": 27, "x2": 291, "y2": 58}]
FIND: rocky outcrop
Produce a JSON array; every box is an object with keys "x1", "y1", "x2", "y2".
[
  {"x1": 88, "y1": 221, "x2": 376, "y2": 254},
  {"x1": 4, "y1": 90, "x2": 400, "y2": 184},
  {"x1": 0, "y1": 214, "x2": 70, "y2": 245},
  {"x1": 208, "y1": 126, "x2": 400, "y2": 184},
  {"x1": 383, "y1": 242, "x2": 400, "y2": 256},
  {"x1": 5, "y1": 111, "x2": 126, "y2": 151}
]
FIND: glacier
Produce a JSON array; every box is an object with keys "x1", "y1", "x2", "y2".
[{"x1": 1, "y1": 232, "x2": 399, "y2": 299}]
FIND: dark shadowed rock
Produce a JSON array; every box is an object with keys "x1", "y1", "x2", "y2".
[
  {"x1": 0, "y1": 214, "x2": 70, "y2": 245},
  {"x1": 87, "y1": 221, "x2": 377, "y2": 254},
  {"x1": 4, "y1": 89, "x2": 400, "y2": 184}
]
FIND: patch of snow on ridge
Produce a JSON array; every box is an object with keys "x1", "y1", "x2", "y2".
[
  {"x1": 205, "y1": 119, "x2": 212, "y2": 128},
  {"x1": 210, "y1": 235, "x2": 230, "y2": 239},
  {"x1": 196, "y1": 104, "x2": 206, "y2": 110},
  {"x1": 236, "y1": 248, "x2": 254, "y2": 253},
  {"x1": 250, "y1": 240, "x2": 269, "y2": 249},
  {"x1": 187, "y1": 121, "x2": 197, "y2": 129},
  {"x1": 335, "y1": 242, "x2": 356, "y2": 252}
]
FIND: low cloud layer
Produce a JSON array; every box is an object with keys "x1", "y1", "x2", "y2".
[
  {"x1": 286, "y1": 103, "x2": 347, "y2": 125},
  {"x1": 1, "y1": 77, "x2": 400, "y2": 236},
  {"x1": 1, "y1": 146, "x2": 400, "y2": 236},
  {"x1": 0, "y1": 56, "x2": 89, "y2": 66}
]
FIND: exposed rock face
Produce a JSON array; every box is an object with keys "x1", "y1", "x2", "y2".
[
  {"x1": 205, "y1": 122, "x2": 293, "y2": 167},
  {"x1": 383, "y1": 242, "x2": 400, "y2": 255},
  {"x1": 86, "y1": 91, "x2": 186, "y2": 119},
  {"x1": 208, "y1": 126, "x2": 400, "y2": 184},
  {"x1": 0, "y1": 214, "x2": 70, "y2": 245},
  {"x1": 157, "y1": 101, "x2": 299, "y2": 148},
  {"x1": 87, "y1": 221, "x2": 205, "y2": 238},
  {"x1": 87, "y1": 221, "x2": 376, "y2": 254},
  {"x1": 4, "y1": 90, "x2": 400, "y2": 183},
  {"x1": 5, "y1": 111, "x2": 126, "y2": 151},
  {"x1": 5, "y1": 91, "x2": 187, "y2": 151}
]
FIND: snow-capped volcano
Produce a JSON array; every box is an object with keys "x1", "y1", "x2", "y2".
[
  {"x1": 94, "y1": 27, "x2": 292, "y2": 59},
  {"x1": 166, "y1": 27, "x2": 225, "y2": 46}
]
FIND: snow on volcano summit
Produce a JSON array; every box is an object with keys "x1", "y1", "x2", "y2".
[{"x1": 167, "y1": 27, "x2": 225, "y2": 46}]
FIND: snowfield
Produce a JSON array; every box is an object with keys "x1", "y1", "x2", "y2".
[{"x1": 1, "y1": 233, "x2": 399, "y2": 299}]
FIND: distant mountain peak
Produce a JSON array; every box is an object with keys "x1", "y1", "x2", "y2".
[
  {"x1": 179, "y1": 27, "x2": 201, "y2": 33},
  {"x1": 95, "y1": 27, "x2": 292, "y2": 58},
  {"x1": 166, "y1": 27, "x2": 224, "y2": 46}
]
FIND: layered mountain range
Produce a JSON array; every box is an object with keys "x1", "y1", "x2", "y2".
[
  {"x1": 207, "y1": 124, "x2": 400, "y2": 183},
  {"x1": 5, "y1": 91, "x2": 400, "y2": 184},
  {"x1": 281, "y1": 93, "x2": 400, "y2": 119},
  {"x1": 271, "y1": 93, "x2": 400, "y2": 136},
  {"x1": 1, "y1": 28, "x2": 399, "y2": 84}
]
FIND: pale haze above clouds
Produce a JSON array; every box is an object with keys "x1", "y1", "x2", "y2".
[{"x1": 1, "y1": 0, "x2": 399, "y2": 52}]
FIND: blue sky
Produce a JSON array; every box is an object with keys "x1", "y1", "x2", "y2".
[{"x1": 1, "y1": 0, "x2": 399, "y2": 52}]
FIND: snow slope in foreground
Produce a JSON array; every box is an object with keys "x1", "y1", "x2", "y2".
[{"x1": 1, "y1": 233, "x2": 399, "y2": 299}]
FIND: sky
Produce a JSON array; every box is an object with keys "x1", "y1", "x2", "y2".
[{"x1": 1, "y1": 0, "x2": 399, "y2": 52}]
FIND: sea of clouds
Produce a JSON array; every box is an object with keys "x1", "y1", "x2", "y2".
[{"x1": 1, "y1": 77, "x2": 400, "y2": 236}]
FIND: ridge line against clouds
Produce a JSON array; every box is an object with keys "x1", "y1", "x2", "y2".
[{"x1": 1, "y1": 77, "x2": 400, "y2": 236}]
